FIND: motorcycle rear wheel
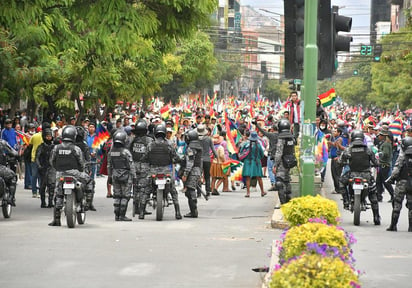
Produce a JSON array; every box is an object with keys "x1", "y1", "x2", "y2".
[
  {"x1": 353, "y1": 193, "x2": 361, "y2": 226},
  {"x1": 156, "y1": 189, "x2": 164, "y2": 221},
  {"x1": 2, "y1": 192, "x2": 11, "y2": 218},
  {"x1": 65, "y1": 192, "x2": 76, "y2": 228}
]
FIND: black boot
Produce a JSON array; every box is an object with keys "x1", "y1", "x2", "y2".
[
  {"x1": 87, "y1": 192, "x2": 96, "y2": 211},
  {"x1": 120, "y1": 204, "x2": 132, "y2": 221},
  {"x1": 386, "y1": 213, "x2": 399, "y2": 231},
  {"x1": 48, "y1": 208, "x2": 61, "y2": 226},
  {"x1": 40, "y1": 194, "x2": 47, "y2": 208},
  {"x1": 47, "y1": 194, "x2": 54, "y2": 208},
  {"x1": 9, "y1": 184, "x2": 16, "y2": 207},
  {"x1": 184, "y1": 199, "x2": 198, "y2": 218},
  {"x1": 408, "y1": 215, "x2": 412, "y2": 232},
  {"x1": 174, "y1": 203, "x2": 182, "y2": 220},
  {"x1": 372, "y1": 208, "x2": 381, "y2": 225},
  {"x1": 114, "y1": 206, "x2": 120, "y2": 221}
]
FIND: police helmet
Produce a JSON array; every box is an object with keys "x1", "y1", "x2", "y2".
[
  {"x1": 350, "y1": 129, "x2": 364, "y2": 142},
  {"x1": 75, "y1": 126, "x2": 86, "y2": 142},
  {"x1": 42, "y1": 128, "x2": 53, "y2": 142},
  {"x1": 154, "y1": 124, "x2": 166, "y2": 138},
  {"x1": 185, "y1": 129, "x2": 199, "y2": 144},
  {"x1": 401, "y1": 137, "x2": 412, "y2": 152},
  {"x1": 61, "y1": 125, "x2": 77, "y2": 142},
  {"x1": 113, "y1": 130, "x2": 127, "y2": 145},
  {"x1": 277, "y1": 119, "x2": 291, "y2": 133},
  {"x1": 135, "y1": 120, "x2": 148, "y2": 135}
]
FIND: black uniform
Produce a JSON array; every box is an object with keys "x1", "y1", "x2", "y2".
[
  {"x1": 49, "y1": 141, "x2": 90, "y2": 226},
  {"x1": 145, "y1": 136, "x2": 181, "y2": 220},
  {"x1": 129, "y1": 134, "x2": 153, "y2": 215},
  {"x1": 182, "y1": 139, "x2": 203, "y2": 218},
  {"x1": 339, "y1": 140, "x2": 381, "y2": 225},
  {"x1": 386, "y1": 147, "x2": 412, "y2": 231},
  {"x1": 108, "y1": 143, "x2": 135, "y2": 221},
  {"x1": 0, "y1": 139, "x2": 18, "y2": 206},
  {"x1": 35, "y1": 129, "x2": 55, "y2": 208},
  {"x1": 274, "y1": 131, "x2": 296, "y2": 204}
]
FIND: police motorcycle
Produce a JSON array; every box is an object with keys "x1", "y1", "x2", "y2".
[
  {"x1": 348, "y1": 176, "x2": 369, "y2": 226},
  {"x1": 0, "y1": 178, "x2": 11, "y2": 218},
  {"x1": 56, "y1": 175, "x2": 86, "y2": 228},
  {"x1": 151, "y1": 172, "x2": 173, "y2": 221},
  {"x1": 0, "y1": 144, "x2": 19, "y2": 219}
]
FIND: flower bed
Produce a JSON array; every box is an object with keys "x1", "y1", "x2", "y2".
[{"x1": 268, "y1": 195, "x2": 361, "y2": 287}]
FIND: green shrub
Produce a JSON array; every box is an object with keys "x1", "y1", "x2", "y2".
[
  {"x1": 281, "y1": 195, "x2": 340, "y2": 226},
  {"x1": 269, "y1": 254, "x2": 360, "y2": 288},
  {"x1": 278, "y1": 222, "x2": 351, "y2": 264}
]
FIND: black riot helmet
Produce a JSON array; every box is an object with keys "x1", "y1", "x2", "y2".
[
  {"x1": 75, "y1": 126, "x2": 86, "y2": 142},
  {"x1": 185, "y1": 129, "x2": 199, "y2": 144},
  {"x1": 61, "y1": 125, "x2": 77, "y2": 142},
  {"x1": 401, "y1": 136, "x2": 412, "y2": 152},
  {"x1": 350, "y1": 129, "x2": 364, "y2": 142},
  {"x1": 277, "y1": 119, "x2": 291, "y2": 134},
  {"x1": 113, "y1": 130, "x2": 127, "y2": 146},
  {"x1": 42, "y1": 128, "x2": 53, "y2": 144},
  {"x1": 135, "y1": 120, "x2": 148, "y2": 135},
  {"x1": 154, "y1": 124, "x2": 166, "y2": 139}
]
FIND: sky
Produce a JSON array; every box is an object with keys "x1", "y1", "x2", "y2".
[{"x1": 240, "y1": 0, "x2": 372, "y2": 44}]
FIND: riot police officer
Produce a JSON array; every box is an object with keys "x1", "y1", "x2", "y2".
[
  {"x1": 273, "y1": 119, "x2": 297, "y2": 204},
  {"x1": 0, "y1": 139, "x2": 18, "y2": 206},
  {"x1": 145, "y1": 124, "x2": 182, "y2": 220},
  {"x1": 128, "y1": 120, "x2": 153, "y2": 217},
  {"x1": 48, "y1": 126, "x2": 93, "y2": 226},
  {"x1": 108, "y1": 130, "x2": 135, "y2": 221},
  {"x1": 75, "y1": 126, "x2": 96, "y2": 211},
  {"x1": 339, "y1": 130, "x2": 381, "y2": 225},
  {"x1": 386, "y1": 137, "x2": 412, "y2": 232},
  {"x1": 181, "y1": 129, "x2": 203, "y2": 218},
  {"x1": 36, "y1": 128, "x2": 56, "y2": 208}
]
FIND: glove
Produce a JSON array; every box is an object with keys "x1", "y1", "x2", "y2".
[{"x1": 108, "y1": 176, "x2": 112, "y2": 185}]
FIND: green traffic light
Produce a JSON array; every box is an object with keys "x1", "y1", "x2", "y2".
[
  {"x1": 353, "y1": 70, "x2": 358, "y2": 76},
  {"x1": 374, "y1": 56, "x2": 381, "y2": 62}
]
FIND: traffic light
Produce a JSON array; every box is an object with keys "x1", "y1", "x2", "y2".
[
  {"x1": 373, "y1": 44, "x2": 382, "y2": 62},
  {"x1": 261, "y1": 61, "x2": 267, "y2": 73},
  {"x1": 284, "y1": 0, "x2": 333, "y2": 80},
  {"x1": 332, "y1": 6, "x2": 353, "y2": 74},
  {"x1": 284, "y1": 0, "x2": 305, "y2": 79},
  {"x1": 353, "y1": 69, "x2": 358, "y2": 76},
  {"x1": 318, "y1": 0, "x2": 332, "y2": 80}
]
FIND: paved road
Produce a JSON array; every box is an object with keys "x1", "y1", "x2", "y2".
[
  {"x1": 323, "y1": 172, "x2": 412, "y2": 288},
  {"x1": 1, "y1": 177, "x2": 280, "y2": 288}
]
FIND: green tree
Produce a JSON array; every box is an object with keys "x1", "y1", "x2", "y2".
[
  {"x1": 0, "y1": 0, "x2": 218, "y2": 120},
  {"x1": 369, "y1": 25, "x2": 412, "y2": 110}
]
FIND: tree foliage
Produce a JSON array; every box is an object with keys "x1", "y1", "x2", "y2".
[{"x1": 0, "y1": 0, "x2": 218, "y2": 119}]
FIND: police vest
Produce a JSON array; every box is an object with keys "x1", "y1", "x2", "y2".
[
  {"x1": 349, "y1": 145, "x2": 370, "y2": 172},
  {"x1": 131, "y1": 136, "x2": 148, "y2": 162},
  {"x1": 188, "y1": 141, "x2": 202, "y2": 167},
  {"x1": 54, "y1": 146, "x2": 80, "y2": 171},
  {"x1": 283, "y1": 138, "x2": 295, "y2": 156},
  {"x1": 148, "y1": 141, "x2": 171, "y2": 166},
  {"x1": 399, "y1": 155, "x2": 412, "y2": 179},
  {"x1": 110, "y1": 147, "x2": 130, "y2": 170}
]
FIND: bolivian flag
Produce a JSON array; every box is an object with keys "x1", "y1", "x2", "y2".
[
  {"x1": 318, "y1": 88, "x2": 336, "y2": 107},
  {"x1": 160, "y1": 105, "x2": 170, "y2": 120}
]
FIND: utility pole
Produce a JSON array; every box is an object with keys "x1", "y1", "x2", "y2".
[{"x1": 299, "y1": 0, "x2": 318, "y2": 196}]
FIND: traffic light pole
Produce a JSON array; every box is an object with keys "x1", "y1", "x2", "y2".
[{"x1": 299, "y1": 0, "x2": 318, "y2": 196}]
